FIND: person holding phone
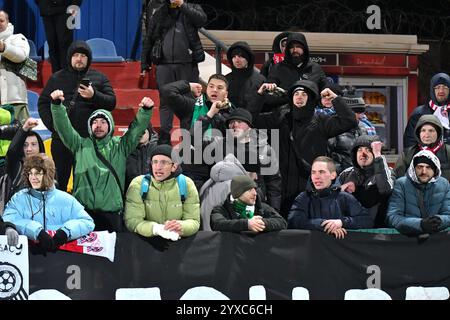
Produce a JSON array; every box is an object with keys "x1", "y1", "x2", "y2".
[{"x1": 38, "y1": 40, "x2": 116, "y2": 192}]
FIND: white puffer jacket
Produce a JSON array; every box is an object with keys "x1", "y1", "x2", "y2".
[{"x1": 0, "y1": 23, "x2": 30, "y2": 105}]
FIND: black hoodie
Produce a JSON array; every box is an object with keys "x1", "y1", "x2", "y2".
[
  {"x1": 256, "y1": 79, "x2": 357, "y2": 216},
  {"x1": 260, "y1": 31, "x2": 291, "y2": 78},
  {"x1": 264, "y1": 32, "x2": 329, "y2": 110},
  {"x1": 226, "y1": 41, "x2": 266, "y2": 123},
  {"x1": 38, "y1": 40, "x2": 116, "y2": 140}
]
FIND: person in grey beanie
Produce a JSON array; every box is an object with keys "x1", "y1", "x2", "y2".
[{"x1": 210, "y1": 175, "x2": 286, "y2": 233}]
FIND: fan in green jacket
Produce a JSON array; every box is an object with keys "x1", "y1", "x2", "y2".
[
  {"x1": 50, "y1": 89, "x2": 153, "y2": 232},
  {"x1": 124, "y1": 144, "x2": 200, "y2": 239}
]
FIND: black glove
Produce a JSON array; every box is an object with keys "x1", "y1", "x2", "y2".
[
  {"x1": 420, "y1": 216, "x2": 442, "y2": 233},
  {"x1": 53, "y1": 229, "x2": 68, "y2": 247},
  {"x1": 37, "y1": 230, "x2": 55, "y2": 252}
]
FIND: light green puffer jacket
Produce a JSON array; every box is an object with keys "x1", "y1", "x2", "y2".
[{"x1": 124, "y1": 171, "x2": 200, "y2": 237}]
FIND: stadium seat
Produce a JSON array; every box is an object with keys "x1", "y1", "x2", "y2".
[
  {"x1": 28, "y1": 40, "x2": 42, "y2": 62},
  {"x1": 44, "y1": 41, "x2": 49, "y2": 60},
  {"x1": 27, "y1": 90, "x2": 39, "y2": 118},
  {"x1": 86, "y1": 38, "x2": 124, "y2": 62}
]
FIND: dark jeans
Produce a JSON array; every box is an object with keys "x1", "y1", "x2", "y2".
[
  {"x1": 156, "y1": 63, "x2": 199, "y2": 145},
  {"x1": 42, "y1": 13, "x2": 73, "y2": 73},
  {"x1": 51, "y1": 138, "x2": 73, "y2": 192}
]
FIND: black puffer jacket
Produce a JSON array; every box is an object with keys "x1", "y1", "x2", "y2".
[
  {"x1": 226, "y1": 41, "x2": 266, "y2": 123},
  {"x1": 38, "y1": 41, "x2": 116, "y2": 140},
  {"x1": 35, "y1": 0, "x2": 82, "y2": 16},
  {"x1": 141, "y1": 0, "x2": 206, "y2": 69}
]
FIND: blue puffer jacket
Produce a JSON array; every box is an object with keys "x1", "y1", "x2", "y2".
[
  {"x1": 2, "y1": 187, "x2": 94, "y2": 241},
  {"x1": 387, "y1": 150, "x2": 450, "y2": 235},
  {"x1": 287, "y1": 180, "x2": 373, "y2": 230}
]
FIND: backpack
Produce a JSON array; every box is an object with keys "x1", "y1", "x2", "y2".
[{"x1": 140, "y1": 173, "x2": 187, "y2": 202}]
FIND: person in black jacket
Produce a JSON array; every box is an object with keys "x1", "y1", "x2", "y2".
[
  {"x1": 125, "y1": 123, "x2": 158, "y2": 190},
  {"x1": 211, "y1": 175, "x2": 286, "y2": 233},
  {"x1": 225, "y1": 41, "x2": 265, "y2": 123},
  {"x1": 288, "y1": 156, "x2": 373, "y2": 239},
  {"x1": 35, "y1": 0, "x2": 82, "y2": 73},
  {"x1": 260, "y1": 31, "x2": 290, "y2": 78},
  {"x1": 38, "y1": 40, "x2": 116, "y2": 191},
  {"x1": 141, "y1": 0, "x2": 206, "y2": 145},
  {"x1": 339, "y1": 135, "x2": 395, "y2": 227},
  {"x1": 256, "y1": 80, "x2": 358, "y2": 217},
  {"x1": 260, "y1": 32, "x2": 329, "y2": 111},
  {"x1": 3, "y1": 117, "x2": 46, "y2": 209}
]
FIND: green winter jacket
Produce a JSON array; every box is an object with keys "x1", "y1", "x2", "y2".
[
  {"x1": 51, "y1": 104, "x2": 152, "y2": 213},
  {"x1": 124, "y1": 173, "x2": 200, "y2": 237}
]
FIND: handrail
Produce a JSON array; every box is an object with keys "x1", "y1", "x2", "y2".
[{"x1": 199, "y1": 27, "x2": 229, "y2": 74}]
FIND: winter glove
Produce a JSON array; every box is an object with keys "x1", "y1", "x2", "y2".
[
  {"x1": 5, "y1": 227, "x2": 19, "y2": 246},
  {"x1": 152, "y1": 223, "x2": 180, "y2": 241},
  {"x1": 53, "y1": 229, "x2": 68, "y2": 247},
  {"x1": 37, "y1": 230, "x2": 55, "y2": 252},
  {"x1": 420, "y1": 216, "x2": 442, "y2": 234}
]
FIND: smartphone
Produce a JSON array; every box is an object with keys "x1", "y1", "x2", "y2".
[{"x1": 80, "y1": 78, "x2": 91, "y2": 87}]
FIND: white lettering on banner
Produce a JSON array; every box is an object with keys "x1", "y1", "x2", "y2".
[
  {"x1": 0, "y1": 236, "x2": 29, "y2": 300},
  {"x1": 29, "y1": 285, "x2": 450, "y2": 300}
]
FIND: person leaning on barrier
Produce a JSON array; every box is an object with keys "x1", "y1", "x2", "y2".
[
  {"x1": 288, "y1": 156, "x2": 373, "y2": 239},
  {"x1": 124, "y1": 144, "x2": 200, "y2": 240},
  {"x1": 2, "y1": 155, "x2": 94, "y2": 252},
  {"x1": 387, "y1": 150, "x2": 450, "y2": 236},
  {"x1": 210, "y1": 175, "x2": 286, "y2": 233}
]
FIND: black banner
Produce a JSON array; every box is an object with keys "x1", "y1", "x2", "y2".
[{"x1": 29, "y1": 230, "x2": 450, "y2": 300}]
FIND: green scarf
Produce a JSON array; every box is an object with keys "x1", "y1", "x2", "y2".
[
  {"x1": 233, "y1": 199, "x2": 255, "y2": 219},
  {"x1": 190, "y1": 94, "x2": 212, "y2": 137}
]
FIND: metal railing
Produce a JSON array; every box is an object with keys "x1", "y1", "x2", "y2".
[{"x1": 199, "y1": 27, "x2": 229, "y2": 74}]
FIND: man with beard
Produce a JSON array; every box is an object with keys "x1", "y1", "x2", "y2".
[
  {"x1": 38, "y1": 40, "x2": 116, "y2": 192},
  {"x1": 259, "y1": 32, "x2": 329, "y2": 111},
  {"x1": 50, "y1": 90, "x2": 153, "y2": 232},
  {"x1": 404, "y1": 73, "x2": 450, "y2": 148},
  {"x1": 339, "y1": 135, "x2": 395, "y2": 227},
  {"x1": 387, "y1": 150, "x2": 450, "y2": 236},
  {"x1": 194, "y1": 107, "x2": 281, "y2": 211},
  {"x1": 395, "y1": 114, "x2": 450, "y2": 181}
]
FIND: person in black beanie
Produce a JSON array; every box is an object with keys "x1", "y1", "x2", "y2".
[
  {"x1": 210, "y1": 175, "x2": 286, "y2": 232},
  {"x1": 192, "y1": 107, "x2": 282, "y2": 211},
  {"x1": 225, "y1": 41, "x2": 266, "y2": 123},
  {"x1": 387, "y1": 150, "x2": 450, "y2": 236}
]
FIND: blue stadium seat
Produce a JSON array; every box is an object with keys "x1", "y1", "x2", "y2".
[
  {"x1": 28, "y1": 40, "x2": 42, "y2": 62},
  {"x1": 86, "y1": 38, "x2": 124, "y2": 62},
  {"x1": 44, "y1": 41, "x2": 49, "y2": 60},
  {"x1": 27, "y1": 90, "x2": 40, "y2": 118}
]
